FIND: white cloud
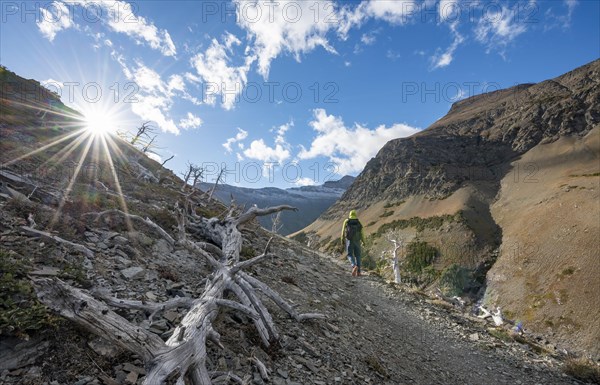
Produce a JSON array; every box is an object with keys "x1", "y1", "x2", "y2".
[
  {"x1": 273, "y1": 121, "x2": 293, "y2": 145},
  {"x1": 38, "y1": 1, "x2": 74, "y2": 41},
  {"x1": 114, "y1": 59, "x2": 189, "y2": 134},
  {"x1": 234, "y1": 0, "x2": 337, "y2": 78},
  {"x1": 298, "y1": 109, "x2": 420, "y2": 175},
  {"x1": 190, "y1": 32, "x2": 253, "y2": 110},
  {"x1": 438, "y1": 0, "x2": 460, "y2": 23},
  {"x1": 66, "y1": 0, "x2": 176, "y2": 56},
  {"x1": 545, "y1": 0, "x2": 578, "y2": 30},
  {"x1": 130, "y1": 94, "x2": 179, "y2": 134},
  {"x1": 360, "y1": 32, "x2": 377, "y2": 45},
  {"x1": 223, "y1": 128, "x2": 248, "y2": 153},
  {"x1": 475, "y1": 5, "x2": 528, "y2": 55},
  {"x1": 243, "y1": 121, "x2": 293, "y2": 164},
  {"x1": 146, "y1": 152, "x2": 162, "y2": 163},
  {"x1": 431, "y1": 21, "x2": 464, "y2": 69},
  {"x1": 295, "y1": 177, "x2": 317, "y2": 187},
  {"x1": 339, "y1": 0, "x2": 417, "y2": 35},
  {"x1": 179, "y1": 112, "x2": 202, "y2": 130},
  {"x1": 244, "y1": 140, "x2": 291, "y2": 164},
  {"x1": 362, "y1": 0, "x2": 417, "y2": 24},
  {"x1": 386, "y1": 49, "x2": 401, "y2": 61}
]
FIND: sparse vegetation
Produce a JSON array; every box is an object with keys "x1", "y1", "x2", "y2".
[
  {"x1": 365, "y1": 354, "x2": 389, "y2": 378},
  {"x1": 290, "y1": 231, "x2": 308, "y2": 244},
  {"x1": 373, "y1": 212, "x2": 465, "y2": 238},
  {"x1": 561, "y1": 267, "x2": 575, "y2": 276},
  {"x1": 383, "y1": 201, "x2": 404, "y2": 209},
  {"x1": 241, "y1": 245, "x2": 256, "y2": 259},
  {"x1": 563, "y1": 357, "x2": 600, "y2": 383},
  {"x1": 380, "y1": 210, "x2": 394, "y2": 218},
  {"x1": 569, "y1": 172, "x2": 600, "y2": 177},
  {"x1": 0, "y1": 251, "x2": 59, "y2": 339},
  {"x1": 438, "y1": 264, "x2": 471, "y2": 296}
]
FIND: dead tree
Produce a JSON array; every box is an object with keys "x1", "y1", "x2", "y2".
[
  {"x1": 386, "y1": 234, "x2": 403, "y2": 284},
  {"x1": 208, "y1": 167, "x2": 225, "y2": 201},
  {"x1": 160, "y1": 155, "x2": 175, "y2": 167},
  {"x1": 33, "y1": 205, "x2": 325, "y2": 384},
  {"x1": 271, "y1": 211, "x2": 283, "y2": 234},
  {"x1": 141, "y1": 135, "x2": 158, "y2": 153},
  {"x1": 181, "y1": 162, "x2": 203, "y2": 192},
  {"x1": 131, "y1": 121, "x2": 156, "y2": 146}
]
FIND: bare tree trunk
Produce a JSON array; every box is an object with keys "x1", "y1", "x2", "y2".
[
  {"x1": 388, "y1": 237, "x2": 402, "y2": 284},
  {"x1": 34, "y1": 205, "x2": 324, "y2": 384},
  {"x1": 208, "y1": 168, "x2": 225, "y2": 201},
  {"x1": 160, "y1": 155, "x2": 175, "y2": 167}
]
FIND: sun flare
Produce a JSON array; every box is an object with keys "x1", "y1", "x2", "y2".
[{"x1": 84, "y1": 109, "x2": 117, "y2": 136}]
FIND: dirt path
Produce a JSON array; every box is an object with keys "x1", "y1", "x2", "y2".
[{"x1": 260, "y1": 241, "x2": 577, "y2": 385}]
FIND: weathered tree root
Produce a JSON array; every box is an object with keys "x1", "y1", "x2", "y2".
[
  {"x1": 34, "y1": 205, "x2": 326, "y2": 385},
  {"x1": 20, "y1": 226, "x2": 95, "y2": 259}
]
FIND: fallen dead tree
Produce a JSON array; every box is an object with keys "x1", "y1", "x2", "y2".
[{"x1": 33, "y1": 204, "x2": 325, "y2": 384}]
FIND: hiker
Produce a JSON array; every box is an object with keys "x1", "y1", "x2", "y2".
[{"x1": 341, "y1": 210, "x2": 365, "y2": 276}]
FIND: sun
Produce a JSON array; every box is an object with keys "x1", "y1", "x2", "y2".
[{"x1": 83, "y1": 109, "x2": 118, "y2": 136}]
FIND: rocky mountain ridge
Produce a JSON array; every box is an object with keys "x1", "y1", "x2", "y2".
[
  {"x1": 199, "y1": 175, "x2": 355, "y2": 235},
  {"x1": 298, "y1": 59, "x2": 600, "y2": 359}
]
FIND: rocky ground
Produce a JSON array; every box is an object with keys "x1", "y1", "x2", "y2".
[{"x1": 0, "y1": 208, "x2": 588, "y2": 384}]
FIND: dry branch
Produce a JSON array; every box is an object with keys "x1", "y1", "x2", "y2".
[
  {"x1": 86, "y1": 209, "x2": 175, "y2": 246},
  {"x1": 33, "y1": 204, "x2": 323, "y2": 385},
  {"x1": 20, "y1": 226, "x2": 94, "y2": 259},
  {"x1": 33, "y1": 278, "x2": 163, "y2": 362}
]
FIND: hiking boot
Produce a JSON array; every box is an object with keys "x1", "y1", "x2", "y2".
[
  {"x1": 351, "y1": 266, "x2": 358, "y2": 277},
  {"x1": 356, "y1": 270, "x2": 361, "y2": 277}
]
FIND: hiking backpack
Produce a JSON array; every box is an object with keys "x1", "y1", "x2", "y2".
[{"x1": 345, "y1": 219, "x2": 362, "y2": 242}]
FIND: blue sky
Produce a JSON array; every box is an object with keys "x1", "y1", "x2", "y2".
[{"x1": 1, "y1": 0, "x2": 599, "y2": 188}]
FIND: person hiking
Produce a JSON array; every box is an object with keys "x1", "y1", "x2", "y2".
[{"x1": 341, "y1": 210, "x2": 365, "y2": 277}]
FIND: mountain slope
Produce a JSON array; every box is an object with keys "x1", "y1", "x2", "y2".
[
  {"x1": 199, "y1": 175, "x2": 354, "y2": 235},
  {"x1": 298, "y1": 59, "x2": 600, "y2": 358},
  {"x1": 1, "y1": 67, "x2": 587, "y2": 384}
]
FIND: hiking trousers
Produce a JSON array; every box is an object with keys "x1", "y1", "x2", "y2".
[{"x1": 346, "y1": 240, "x2": 361, "y2": 272}]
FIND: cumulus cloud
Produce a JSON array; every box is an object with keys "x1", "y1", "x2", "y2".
[
  {"x1": 298, "y1": 109, "x2": 420, "y2": 175},
  {"x1": 179, "y1": 112, "x2": 202, "y2": 130},
  {"x1": 37, "y1": 1, "x2": 74, "y2": 41},
  {"x1": 190, "y1": 32, "x2": 253, "y2": 110},
  {"x1": 115, "y1": 60, "x2": 193, "y2": 134},
  {"x1": 243, "y1": 121, "x2": 293, "y2": 164},
  {"x1": 243, "y1": 139, "x2": 291, "y2": 164},
  {"x1": 223, "y1": 128, "x2": 249, "y2": 153},
  {"x1": 234, "y1": 0, "x2": 337, "y2": 78}
]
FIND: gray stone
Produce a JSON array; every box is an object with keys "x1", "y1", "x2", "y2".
[{"x1": 120, "y1": 266, "x2": 145, "y2": 279}]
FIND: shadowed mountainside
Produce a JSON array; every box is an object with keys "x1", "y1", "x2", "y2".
[{"x1": 297, "y1": 59, "x2": 600, "y2": 359}]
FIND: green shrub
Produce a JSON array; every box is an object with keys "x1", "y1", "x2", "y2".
[
  {"x1": 439, "y1": 264, "x2": 471, "y2": 296},
  {"x1": 380, "y1": 210, "x2": 394, "y2": 218},
  {"x1": 373, "y1": 212, "x2": 465, "y2": 238},
  {"x1": 404, "y1": 240, "x2": 438, "y2": 273},
  {"x1": 290, "y1": 231, "x2": 308, "y2": 244},
  {"x1": 240, "y1": 245, "x2": 256, "y2": 259}
]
